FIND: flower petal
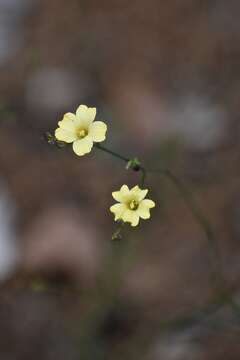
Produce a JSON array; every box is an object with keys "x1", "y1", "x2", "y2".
[
  {"x1": 63, "y1": 112, "x2": 76, "y2": 122},
  {"x1": 131, "y1": 213, "x2": 140, "y2": 227},
  {"x1": 137, "y1": 205, "x2": 150, "y2": 219},
  {"x1": 137, "y1": 199, "x2": 155, "y2": 219},
  {"x1": 88, "y1": 121, "x2": 107, "y2": 142},
  {"x1": 72, "y1": 136, "x2": 93, "y2": 156},
  {"x1": 122, "y1": 209, "x2": 140, "y2": 227},
  {"x1": 55, "y1": 128, "x2": 77, "y2": 143},
  {"x1": 58, "y1": 113, "x2": 76, "y2": 130},
  {"x1": 58, "y1": 115, "x2": 76, "y2": 132},
  {"x1": 131, "y1": 185, "x2": 148, "y2": 201},
  {"x1": 110, "y1": 203, "x2": 127, "y2": 220},
  {"x1": 75, "y1": 105, "x2": 96, "y2": 127},
  {"x1": 112, "y1": 185, "x2": 129, "y2": 202},
  {"x1": 141, "y1": 199, "x2": 155, "y2": 208}
]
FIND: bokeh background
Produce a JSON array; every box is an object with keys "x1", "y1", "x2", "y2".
[{"x1": 1, "y1": 0, "x2": 240, "y2": 359}]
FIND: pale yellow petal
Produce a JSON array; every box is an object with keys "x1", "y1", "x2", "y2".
[
  {"x1": 120, "y1": 184, "x2": 130, "y2": 193},
  {"x1": 72, "y1": 136, "x2": 93, "y2": 156},
  {"x1": 112, "y1": 192, "x2": 123, "y2": 202},
  {"x1": 58, "y1": 113, "x2": 76, "y2": 132},
  {"x1": 137, "y1": 198, "x2": 155, "y2": 219},
  {"x1": 75, "y1": 105, "x2": 96, "y2": 127},
  {"x1": 63, "y1": 112, "x2": 76, "y2": 122},
  {"x1": 141, "y1": 199, "x2": 155, "y2": 208},
  {"x1": 110, "y1": 203, "x2": 127, "y2": 220},
  {"x1": 88, "y1": 121, "x2": 107, "y2": 142},
  {"x1": 136, "y1": 204, "x2": 150, "y2": 219},
  {"x1": 131, "y1": 185, "x2": 148, "y2": 201},
  {"x1": 131, "y1": 185, "x2": 141, "y2": 192},
  {"x1": 112, "y1": 185, "x2": 129, "y2": 202},
  {"x1": 137, "y1": 199, "x2": 155, "y2": 219},
  {"x1": 122, "y1": 209, "x2": 140, "y2": 227},
  {"x1": 131, "y1": 213, "x2": 140, "y2": 226},
  {"x1": 55, "y1": 127, "x2": 77, "y2": 143}
]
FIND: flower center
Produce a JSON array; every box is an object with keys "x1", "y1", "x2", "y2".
[
  {"x1": 77, "y1": 128, "x2": 88, "y2": 139},
  {"x1": 129, "y1": 199, "x2": 139, "y2": 210}
]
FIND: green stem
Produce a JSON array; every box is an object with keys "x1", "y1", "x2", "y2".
[
  {"x1": 94, "y1": 143, "x2": 239, "y2": 312},
  {"x1": 159, "y1": 290, "x2": 238, "y2": 334},
  {"x1": 140, "y1": 167, "x2": 147, "y2": 187},
  {"x1": 148, "y1": 168, "x2": 240, "y2": 318},
  {"x1": 94, "y1": 143, "x2": 130, "y2": 163},
  {"x1": 95, "y1": 143, "x2": 147, "y2": 187},
  {"x1": 148, "y1": 168, "x2": 225, "y2": 292}
]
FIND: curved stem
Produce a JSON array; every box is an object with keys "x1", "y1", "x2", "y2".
[
  {"x1": 95, "y1": 143, "x2": 147, "y2": 188},
  {"x1": 94, "y1": 143, "x2": 239, "y2": 311},
  {"x1": 140, "y1": 167, "x2": 147, "y2": 187},
  {"x1": 149, "y1": 168, "x2": 240, "y2": 316},
  {"x1": 94, "y1": 143, "x2": 130, "y2": 163},
  {"x1": 148, "y1": 168, "x2": 225, "y2": 293}
]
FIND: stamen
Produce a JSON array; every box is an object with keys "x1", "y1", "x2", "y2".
[
  {"x1": 129, "y1": 199, "x2": 139, "y2": 210},
  {"x1": 77, "y1": 128, "x2": 88, "y2": 139}
]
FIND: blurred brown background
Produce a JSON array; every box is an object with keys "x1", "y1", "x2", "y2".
[{"x1": 0, "y1": 0, "x2": 240, "y2": 359}]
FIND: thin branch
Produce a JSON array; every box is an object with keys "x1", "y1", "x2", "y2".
[
  {"x1": 140, "y1": 167, "x2": 147, "y2": 187},
  {"x1": 148, "y1": 168, "x2": 225, "y2": 292},
  {"x1": 94, "y1": 143, "x2": 130, "y2": 163}
]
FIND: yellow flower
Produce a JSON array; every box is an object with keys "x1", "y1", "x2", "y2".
[
  {"x1": 110, "y1": 185, "x2": 155, "y2": 227},
  {"x1": 55, "y1": 105, "x2": 107, "y2": 156}
]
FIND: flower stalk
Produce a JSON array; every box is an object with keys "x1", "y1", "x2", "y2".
[{"x1": 45, "y1": 103, "x2": 240, "y2": 327}]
